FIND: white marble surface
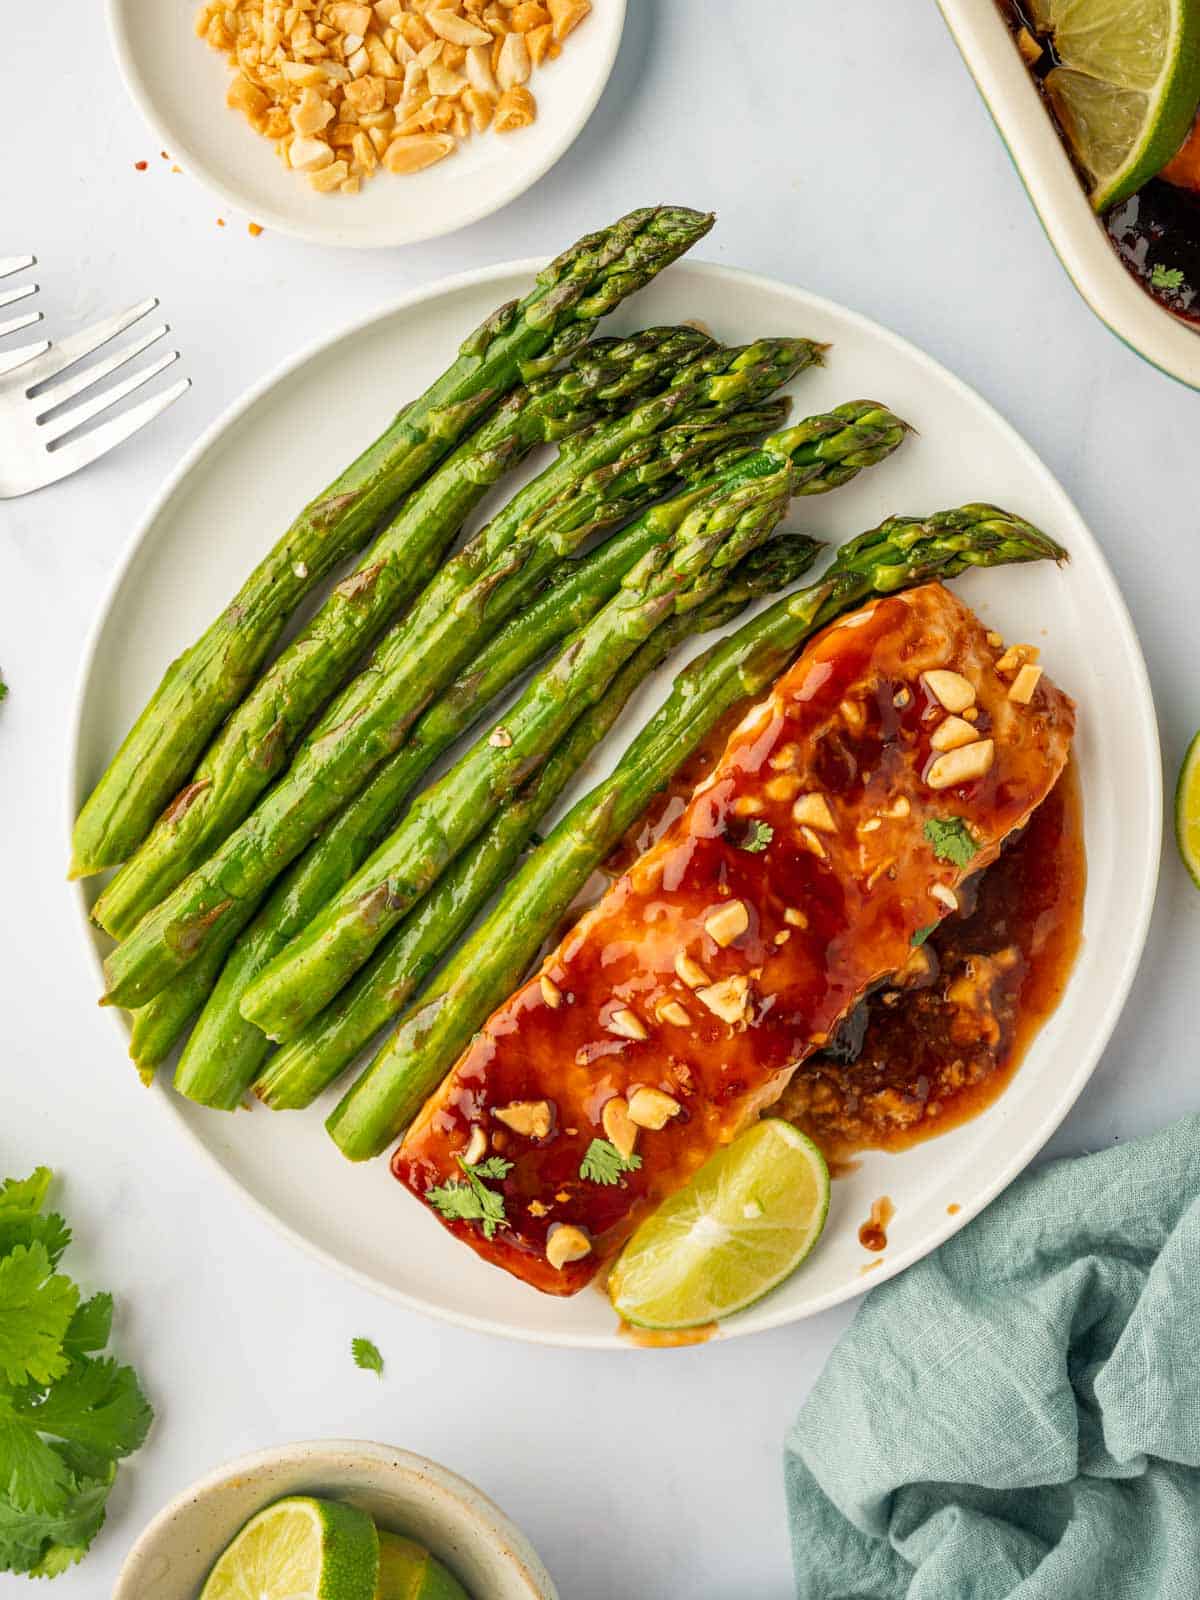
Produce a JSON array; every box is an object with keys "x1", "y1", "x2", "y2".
[{"x1": 4, "y1": 2, "x2": 1199, "y2": 1595}]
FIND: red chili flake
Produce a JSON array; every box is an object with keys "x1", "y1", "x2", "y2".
[
  {"x1": 248, "y1": 222, "x2": 264, "y2": 238},
  {"x1": 134, "y1": 160, "x2": 148, "y2": 171}
]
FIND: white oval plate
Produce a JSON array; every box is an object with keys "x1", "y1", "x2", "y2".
[
  {"x1": 71, "y1": 260, "x2": 1161, "y2": 1348},
  {"x1": 106, "y1": 0, "x2": 626, "y2": 249}
]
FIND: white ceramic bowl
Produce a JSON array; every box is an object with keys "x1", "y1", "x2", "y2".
[
  {"x1": 106, "y1": 0, "x2": 626, "y2": 249},
  {"x1": 936, "y1": 0, "x2": 1200, "y2": 390},
  {"x1": 115, "y1": 1439, "x2": 559, "y2": 1599}
]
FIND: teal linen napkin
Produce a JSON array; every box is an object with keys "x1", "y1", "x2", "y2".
[{"x1": 785, "y1": 1116, "x2": 1200, "y2": 1599}]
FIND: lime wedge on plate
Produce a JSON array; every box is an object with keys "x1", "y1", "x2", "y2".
[
  {"x1": 200, "y1": 1495, "x2": 379, "y2": 1600},
  {"x1": 376, "y1": 1532, "x2": 470, "y2": 1599},
  {"x1": 1028, "y1": 0, "x2": 1200, "y2": 210},
  {"x1": 609, "y1": 1119, "x2": 830, "y2": 1330},
  {"x1": 1175, "y1": 727, "x2": 1200, "y2": 887}
]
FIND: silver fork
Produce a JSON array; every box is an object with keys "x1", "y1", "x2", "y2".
[{"x1": 0, "y1": 256, "x2": 191, "y2": 498}]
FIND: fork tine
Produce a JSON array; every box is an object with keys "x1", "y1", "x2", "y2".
[
  {"x1": 0, "y1": 338, "x2": 50, "y2": 380},
  {"x1": 45, "y1": 350, "x2": 182, "y2": 441},
  {"x1": 0, "y1": 308, "x2": 44, "y2": 342},
  {"x1": 37, "y1": 375, "x2": 191, "y2": 487},
  {"x1": 0, "y1": 282, "x2": 37, "y2": 313},
  {"x1": 34, "y1": 323, "x2": 169, "y2": 416},
  {"x1": 19, "y1": 297, "x2": 159, "y2": 394},
  {"x1": 0, "y1": 255, "x2": 35, "y2": 279}
]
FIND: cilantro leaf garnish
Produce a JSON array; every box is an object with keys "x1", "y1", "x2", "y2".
[
  {"x1": 579, "y1": 1139, "x2": 643, "y2": 1186},
  {"x1": 737, "y1": 819, "x2": 774, "y2": 854},
  {"x1": 0, "y1": 1244, "x2": 78, "y2": 1388},
  {"x1": 469, "y1": 1156, "x2": 514, "y2": 1181},
  {"x1": 351, "y1": 1337, "x2": 384, "y2": 1378},
  {"x1": 1151, "y1": 264, "x2": 1185, "y2": 292},
  {"x1": 425, "y1": 1155, "x2": 514, "y2": 1240},
  {"x1": 923, "y1": 817, "x2": 977, "y2": 868},
  {"x1": 0, "y1": 1171, "x2": 152, "y2": 1577},
  {"x1": 911, "y1": 923, "x2": 937, "y2": 947}
]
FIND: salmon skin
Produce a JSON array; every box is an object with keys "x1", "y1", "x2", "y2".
[{"x1": 395, "y1": 583, "x2": 1075, "y2": 1295}]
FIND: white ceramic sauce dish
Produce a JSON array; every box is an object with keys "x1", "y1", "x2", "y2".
[
  {"x1": 114, "y1": 1439, "x2": 559, "y2": 1599},
  {"x1": 936, "y1": 0, "x2": 1200, "y2": 390}
]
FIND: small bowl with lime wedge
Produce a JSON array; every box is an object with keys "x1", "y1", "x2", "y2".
[
  {"x1": 114, "y1": 1440, "x2": 558, "y2": 1600},
  {"x1": 937, "y1": 0, "x2": 1200, "y2": 390}
]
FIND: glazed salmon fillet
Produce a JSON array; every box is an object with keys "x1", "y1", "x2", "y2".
[{"x1": 394, "y1": 582, "x2": 1075, "y2": 1295}]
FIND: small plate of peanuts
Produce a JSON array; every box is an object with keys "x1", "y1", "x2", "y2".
[{"x1": 107, "y1": 0, "x2": 623, "y2": 248}]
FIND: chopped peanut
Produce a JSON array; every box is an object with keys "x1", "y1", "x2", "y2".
[
  {"x1": 657, "y1": 998, "x2": 690, "y2": 1028},
  {"x1": 383, "y1": 131, "x2": 456, "y2": 171},
  {"x1": 602, "y1": 1096, "x2": 638, "y2": 1160},
  {"x1": 1007, "y1": 663, "x2": 1043, "y2": 704},
  {"x1": 497, "y1": 29, "x2": 531, "y2": 87},
  {"x1": 310, "y1": 157, "x2": 351, "y2": 190},
  {"x1": 493, "y1": 1099, "x2": 553, "y2": 1138},
  {"x1": 510, "y1": 2, "x2": 551, "y2": 30},
  {"x1": 608, "y1": 1006, "x2": 648, "y2": 1042},
  {"x1": 527, "y1": 21, "x2": 554, "y2": 63},
  {"x1": 546, "y1": 1224, "x2": 591, "y2": 1270},
  {"x1": 923, "y1": 669, "x2": 976, "y2": 713},
  {"x1": 289, "y1": 135, "x2": 336, "y2": 171},
  {"x1": 674, "y1": 951, "x2": 710, "y2": 990},
  {"x1": 930, "y1": 715, "x2": 979, "y2": 753},
  {"x1": 627, "y1": 1087, "x2": 681, "y2": 1130},
  {"x1": 464, "y1": 1125, "x2": 488, "y2": 1165},
  {"x1": 494, "y1": 83, "x2": 535, "y2": 130},
  {"x1": 927, "y1": 739, "x2": 995, "y2": 790},
  {"x1": 995, "y1": 643, "x2": 1039, "y2": 674},
  {"x1": 704, "y1": 899, "x2": 749, "y2": 948},
  {"x1": 540, "y1": 973, "x2": 562, "y2": 1009},
  {"x1": 695, "y1": 975, "x2": 751, "y2": 1025},
  {"x1": 427, "y1": 6, "x2": 493, "y2": 45},
  {"x1": 792, "y1": 792, "x2": 836, "y2": 833},
  {"x1": 548, "y1": 0, "x2": 590, "y2": 40}
]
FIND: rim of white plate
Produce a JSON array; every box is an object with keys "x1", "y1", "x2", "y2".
[
  {"x1": 105, "y1": 0, "x2": 627, "y2": 249},
  {"x1": 67, "y1": 259, "x2": 1162, "y2": 1349}
]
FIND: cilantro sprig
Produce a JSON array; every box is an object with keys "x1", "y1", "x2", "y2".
[
  {"x1": 351, "y1": 1337, "x2": 384, "y2": 1378},
  {"x1": 579, "y1": 1139, "x2": 643, "y2": 1186},
  {"x1": 923, "y1": 817, "x2": 977, "y2": 869},
  {"x1": 0, "y1": 1169, "x2": 152, "y2": 1578},
  {"x1": 1151, "y1": 264, "x2": 1185, "y2": 292},
  {"x1": 736, "y1": 819, "x2": 774, "y2": 854},
  {"x1": 425, "y1": 1156, "x2": 514, "y2": 1240}
]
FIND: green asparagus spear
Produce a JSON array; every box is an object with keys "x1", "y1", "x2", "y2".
[
  {"x1": 253, "y1": 534, "x2": 822, "y2": 1111},
  {"x1": 70, "y1": 205, "x2": 715, "y2": 879},
  {"x1": 93, "y1": 327, "x2": 716, "y2": 940},
  {"x1": 168, "y1": 399, "x2": 792, "y2": 1102},
  {"x1": 102, "y1": 339, "x2": 814, "y2": 1010},
  {"x1": 326, "y1": 504, "x2": 1068, "y2": 1160},
  {"x1": 128, "y1": 943, "x2": 231, "y2": 1084},
  {"x1": 240, "y1": 458, "x2": 798, "y2": 1041}
]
